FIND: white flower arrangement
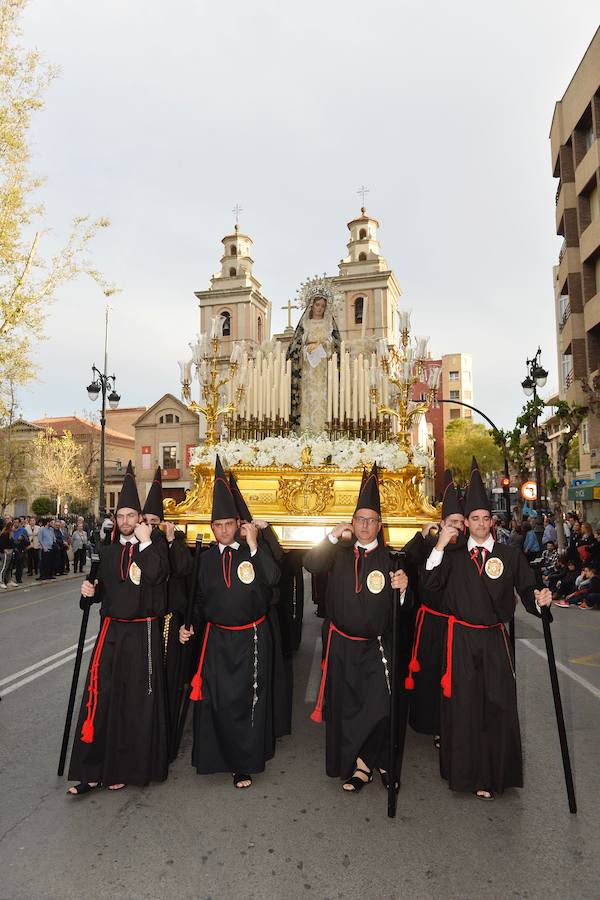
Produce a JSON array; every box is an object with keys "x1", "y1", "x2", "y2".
[{"x1": 189, "y1": 435, "x2": 424, "y2": 472}]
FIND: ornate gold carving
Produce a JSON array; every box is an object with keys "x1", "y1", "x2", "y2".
[
  {"x1": 164, "y1": 465, "x2": 212, "y2": 515},
  {"x1": 380, "y1": 471, "x2": 437, "y2": 517},
  {"x1": 278, "y1": 475, "x2": 335, "y2": 515}
]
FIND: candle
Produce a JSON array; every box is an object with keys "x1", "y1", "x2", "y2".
[
  {"x1": 332, "y1": 352, "x2": 339, "y2": 421},
  {"x1": 357, "y1": 353, "x2": 364, "y2": 420},
  {"x1": 352, "y1": 357, "x2": 358, "y2": 424},
  {"x1": 339, "y1": 349, "x2": 345, "y2": 421},
  {"x1": 327, "y1": 357, "x2": 333, "y2": 425},
  {"x1": 345, "y1": 352, "x2": 351, "y2": 423}
]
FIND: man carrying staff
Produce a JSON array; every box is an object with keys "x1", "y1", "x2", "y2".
[
  {"x1": 67, "y1": 461, "x2": 169, "y2": 796},
  {"x1": 141, "y1": 466, "x2": 193, "y2": 755},
  {"x1": 179, "y1": 456, "x2": 281, "y2": 789},
  {"x1": 404, "y1": 470, "x2": 465, "y2": 749},
  {"x1": 421, "y1": 457, "x2": 552, "y2": 800},
  {"x1": 303, "y1": 464, "x2": 409, "y2": 793}
]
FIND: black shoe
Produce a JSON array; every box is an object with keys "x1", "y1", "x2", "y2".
[{"x1": 342, "y1": 766, "x2": 373, "y2": 793}]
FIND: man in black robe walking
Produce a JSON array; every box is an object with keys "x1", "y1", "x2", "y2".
[
  {"x1": 404, "y1": 470, "x2": 465, "y2": 748},
  {"x1": 303, "y1": 465, "x2": 409, "y2": 793},
  {"x1": 67, "y1": 461, "x2": 170, "y2": 795},
  {"x1": 141, "y1": 466, "x2": 193, "y2": 757},
  {"x1": 179, "y1": 457, "x2": 281, "y2": 789},
  {"x1": 421, "y1": 457, "x2": 552, "y2": 800}
]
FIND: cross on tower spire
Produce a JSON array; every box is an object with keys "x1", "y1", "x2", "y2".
[
  {"x1": 356, "y1": 185, "x2": 369, "y2": 211},
  {"x1": 232, "y1": 203, "x2": 243, "y2": 226}
]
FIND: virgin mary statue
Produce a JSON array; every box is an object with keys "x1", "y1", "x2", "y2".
[{"x1": 286, "y1": 277, "x2": 341, "y2": 434}]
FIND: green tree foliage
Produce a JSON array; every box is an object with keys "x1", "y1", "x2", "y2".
[
  {"x1": 31, "y1": 495, "x2": 53, "y2": 515},
  {"x1": 444, "y1": 419, "x2": 503, "y2": 485}
]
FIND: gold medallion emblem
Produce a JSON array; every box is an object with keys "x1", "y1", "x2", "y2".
[
  {"x1": 237, "y1": 561, "x2": 255, "y2": 585},
  {"x1": 129, "y1": 561, "x2": 142, "y2": 585},
  {"x1": 485, "y1": 557, "x2": 504, "y2": 580},
  {"x1": 367, "y1": 569, "x2": 385, "y2": 594}
]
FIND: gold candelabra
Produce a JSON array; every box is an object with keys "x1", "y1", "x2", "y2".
[
  {"x1": 375, "y1": 311, "x2": 441, "y2": 458},
  {"x1": 180, "y1": 321, "x2": 240, "y2": 446}
]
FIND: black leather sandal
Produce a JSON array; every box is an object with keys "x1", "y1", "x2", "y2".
[
  {"x1": 67, "y1": 782, "x2": 100, "y2": 796},
  {"x1": 233, "y1": 773, "x2": 252, "y2": 789},
  {"x1": 342, "y1": 766, "x2": 373, "y2": 792}
]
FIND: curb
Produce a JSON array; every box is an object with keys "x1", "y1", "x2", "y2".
[{"x1": 0, "y1": 571, "x2": 88, "y2": 593}]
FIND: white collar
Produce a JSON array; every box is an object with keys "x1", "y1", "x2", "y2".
[
  {"x1": 219, "y1": 541, "x2": 240, "y2": 553},
  {"x1": 355, "y1": 538, "x2": 379, "y2": 552},
  {"x1": 120, "y1": 535, "x2": 139, "y2": 545},
  {"x1": 467, "y1": 534, "x2": 495, "y2": 553}
]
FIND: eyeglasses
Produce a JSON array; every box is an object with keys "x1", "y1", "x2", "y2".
[{"x1": 353, "y1": 516, "x2": 381, "y2": 526}]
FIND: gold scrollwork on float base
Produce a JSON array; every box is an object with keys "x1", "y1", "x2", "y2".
[
  {"x1": 278, "y1": 475, "x2": 335, "y2": 516},
  {"x1": 379, "y1": 472, "x2": 437, "y2": 518}
]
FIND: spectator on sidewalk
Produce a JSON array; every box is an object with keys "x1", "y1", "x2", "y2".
[
  {"x1": 522, "y1": 522, "x2": 540, "y2": 562},
  {"x1": 493, "y1": 514, "x2": 511, "y2": 544},
  {"x1": 27, "y1": 516, "x2": 40, "y2": 576},
  {"x1": 38, "y1": 518, "x2": 56, "y2": 581},
  {"x1": 576, "y1": 522, "x2": 597, "y2": 566},
  {"x1": 576, "y1": 563, "x2": 600, "y2": 609},
  {"x1": 10, "y1": 519, "x2": 28, "y2": 585},
  {"x1": 542, "y1": 515, "x2": 557, "y2": 548},
  {"x1": 70, "y1": 518, "x2": 88, "y2": 574},
  {"x1": 0, "y1": 522, "x2": 15, "y2": 588}
]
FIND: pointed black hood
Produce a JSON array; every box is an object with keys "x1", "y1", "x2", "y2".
[
  {"x1": 142, "y1": 467, "x2": 163, "y2": 519},
  {"x1": 441, "y1": 469, "x2": 464, "y2": 519},
  {"x1": 228, "y1": 471, "x2": 251, "y2": 521},
  {"x1": 211, "y1": 455, "x2": 238, "y2": 521},
  {"x1": 464, "y1": 456, "x2": 491, "y2": 516},
  {"x1": 116, "y1": 460, "x2": 141, "y2": 513},
  {"x1": 354, "y1": 462, "x2": 381, "y2": 516}
]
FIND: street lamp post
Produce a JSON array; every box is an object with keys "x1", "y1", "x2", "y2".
[
  {"x1": 435, "y1": 398, "x2": 512, "y2": 520},
  {"x1": 86, "y1": 306, "x2": 120, "y2": 514},
  {"x1": 521, "y1": 347, "x2": 548, "y2": 552}
]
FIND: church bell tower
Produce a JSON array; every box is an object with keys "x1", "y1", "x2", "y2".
[
  {"x1": 195, "y1": 223, "x2": 271, "y2": 353},
  {"x1": 333, "y1": 207, "x2": 401, "y2": 345}
]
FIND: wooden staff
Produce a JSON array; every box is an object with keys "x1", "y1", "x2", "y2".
[{"x1": 57, "y1": 555, "x2": 100, "y2": 776}]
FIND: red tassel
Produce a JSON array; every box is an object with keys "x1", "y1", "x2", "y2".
[
  {"x1": 310, "y1": 707, "x2": 323, "y2": 723},
  {"x1": 408, "y1": 658, "x2": 420, "y2": 674},
  {"x1": 190, "y1": 671, "x2": 203, "y2": 701},
  {"x1": 81, "y1": 719, "x2": 94, "y2": 743},
  {"x1": 404, "y1": 674, "x2": 415, "y2": 690},
  {"x1": 441, "y1": 672, "x2": 451, "y2": 698}
]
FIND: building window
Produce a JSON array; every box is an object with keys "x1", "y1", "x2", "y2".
[
  {"x1": 449, "y1": 371, "x2": 459, "y2": 380},
  {"x1": 109, "y1": 491, "x2": 116, "y2": 509},
  {"x1": 449, "y1": 409, "x2": 460, "y2": 420},
  {"x1": 229, "y1": 267, "x2": 236, "y2": 277},
  {"x1": 582, "y1": 419, "x2": 589, "y2": 448},
  {"x1": 584, "y1": 126, "x2": 595, "y2": 153},
  {"x1": 221, "y1": 310, "x2": 231, "y2": 336},
  {"x1": 230, "y1": 245, "x2": 237, "y2": 256},
  {"x1": 562, "y1": 353, "x2": 573, "y2": 386},
  {"x1": 358, "y1": 252, "x2": 367, "y2": 261},
  {"x1": 449, "y1": 390, "x2": 460, "y2": 400},
  {"x1": 162, "y1": 445, "x2": 177, "y2": 469},
  {"x1": 257, "y1": 316, "x2": 262, "y2": 343},
  {"x1": 354, "y1": 297, "x2": 364, "y2": 324},
  {"x1": 359, "y1": 228, "x2": 367, "y2": 239},
  {"x1": 159, "y1": 415, "x2": 163, "y2": 424}
]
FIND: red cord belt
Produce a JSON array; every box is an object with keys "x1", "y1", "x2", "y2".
[
  {"x1": 81, "y1": 616, "x2": 158, "y2": 744},
  {"x1": 404, "y1": 605, "x2": 507, "y2": 698},
  {"x1": 190, "y1": 614, "x2": 268, "y2": 702},
  {"x1": 310, "y1": 622, "x2": 369, "y2": 724}
]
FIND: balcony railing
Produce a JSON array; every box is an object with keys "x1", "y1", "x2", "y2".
[
  {"x1": 565, "y1": 369, "x2": 574, "y2": 388},
  {"x1": 555, "y1": 181, "x2": 561, "y2": 205},
  {"x1": 559, "y1": 301, "x2": 571, "y2": 331}
]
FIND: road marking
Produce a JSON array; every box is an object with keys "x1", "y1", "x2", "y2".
[
  {"x1": 0, "y1": 636, "x2": 97, "y2": 687},
  {"x1": 519, "y1": 638, "x2": 600, "y2": 701},
  {"x1": 1, "y1": 647, "x2": 96, "y2": 696},
  {"x1": 569, "y1": 652, "x2": 600, "y2": 668},
  {"x1": 305, "y1": 636, "x2": 322, "y2": 703}
]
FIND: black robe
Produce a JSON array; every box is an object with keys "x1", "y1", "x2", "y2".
[
  {"x1": 304, "y1": 538, "x2": 410, "y2": 779},
  {"x1": 68, "y1": 539, "x2": 170, "y2": 786},
  {"x1": 156, "y1": 532, "x2": 193, "y2": 757},
  {"x1": 403, "y1": 531, "x2": 450, "y2": 736},
  {"x1": 420, "y1": 540, "x2": 545, "y2": 794},
  {"x1": 190, "y1": 544, "x2": 281, "y2": 774}
]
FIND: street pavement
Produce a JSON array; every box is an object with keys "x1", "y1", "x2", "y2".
[{"x1": 1, "y1": 571, "x2": 600, "y2": 900}]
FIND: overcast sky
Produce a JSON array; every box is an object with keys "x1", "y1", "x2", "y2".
[{"x1": 16, "y1": 1, "x2": 600, "y2": 429}]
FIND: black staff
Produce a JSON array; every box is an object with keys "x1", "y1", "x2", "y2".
[
  {"x1": 532, "y1": 562, "x2": 577, "y2": 814},
  {"x1": 170, "y1": 533, "x2": 203, "y2": 759},
  {"x1": 57, "y1": 555, "x2": 100, "y2": 776},
  {"x1": 388, "y1": 550, "x2": 408, "y2": 818}
]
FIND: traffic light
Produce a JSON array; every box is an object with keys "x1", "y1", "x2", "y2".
[{"x1": 500, "y1": 476, "x2": 510, "y2": 489}]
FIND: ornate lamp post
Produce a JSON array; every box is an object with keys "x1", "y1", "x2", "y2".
[
  {"x1": 522, "y1": 346, "x2": 548, "y2": 550},
  {"x1": 86, "y1": 305, "x2": 120, "y2": 514}
]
